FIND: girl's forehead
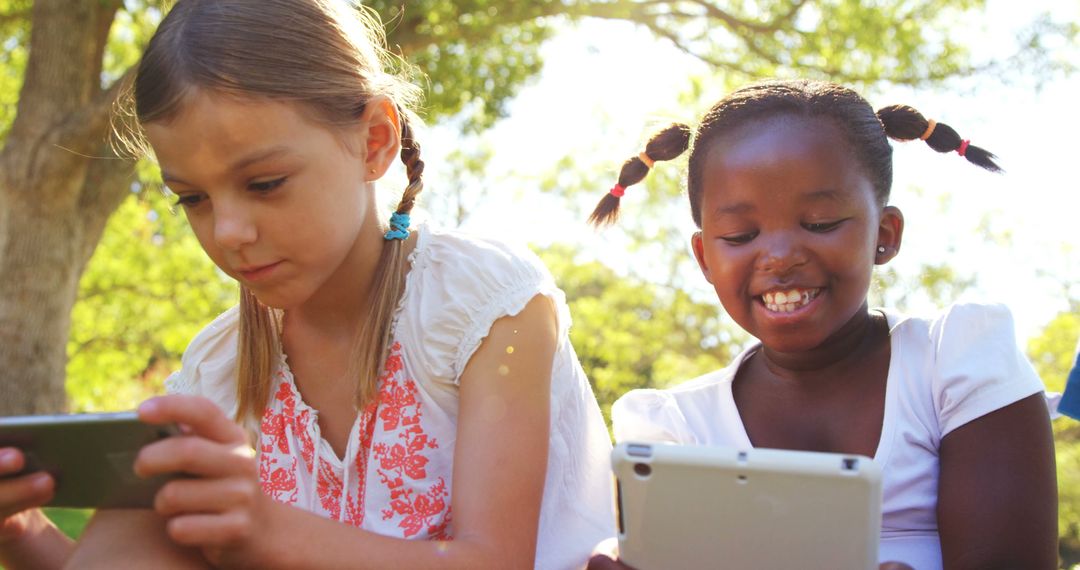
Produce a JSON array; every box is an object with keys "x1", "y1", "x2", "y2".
[
  {"x1": 698, "y1": 115, "x2": 876, "y2": 207},
  {"x1": 147, "y1": 91, "x2": 324, "y2": 148},
  {"x1": 707, "y1": 115, "x2": 850, "y2": 162}
]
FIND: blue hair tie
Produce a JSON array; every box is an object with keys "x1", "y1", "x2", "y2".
[{"x1": 384, "y1": 211, "x2": 410, "y2": 241}]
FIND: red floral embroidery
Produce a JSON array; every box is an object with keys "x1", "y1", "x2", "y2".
[
  {"x1": 370, "y1": 343, "x2": 449, "y2": 539},
  {"x1": 259, "y1": 457, "x2": 299, "y2": 505},
  {"x1": 259, "y1": 374, "x2": 317, "y2": 504},
  {"x1": 429, "y1": 505, "x2": 453, "y2": 541},
  {"x1": 257, "y1": 342, "x2": 452, "y2": 539},
  {"x1": 343, "y1": 404, "x2": 376, "y2": 527},
  {"x1": 317, "y1": 457, "x2": 344, "y2": 521}
]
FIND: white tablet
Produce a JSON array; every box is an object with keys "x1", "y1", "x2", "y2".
[{"x1": 613, "y1": 441, "x2": 882, "y2": 570}]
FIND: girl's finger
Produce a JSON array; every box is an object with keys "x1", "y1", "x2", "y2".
[
  {"x1": 0, "y1": 472, "x2": 54, "y2": 518},
  {"x1": 165, "y1": 509, "x2": 256, "y2": 548},
  {"x1": 154, "y1": 477, "x2": 260, "y2": 517},
  {"x1": 138, "y1": 395, "x2": 248, "y2": 445},
  {"x1": 135, "y1": 434, "x2": 256, "y2": 479},
  {"x1": 0, "y1": 448, "x2": 25, "y2": 476}
]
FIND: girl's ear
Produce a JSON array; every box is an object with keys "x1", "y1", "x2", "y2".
[
  {"x1": 874, "y1": 205, "x2": 905, "y2": 265},
  {"x1": 359, "y1": 95, "x2": 401, "y2": 181},
  {"x1": 691, "y1": 231, "x2": 714, "y2": 284}
]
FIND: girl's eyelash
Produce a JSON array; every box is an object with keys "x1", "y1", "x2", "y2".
[
  {"x1": 720, "y1": 231, "x2": 758, "y2": 245},
  {"x1": 804, "y1": 220, "x2": 844, "y2": 232},
  {"x1": 173, "y1": 194, "x2": 203, "y2": 208},
  {"x1": 250, "y1": 177, "x2": 286, "y2": 192}
]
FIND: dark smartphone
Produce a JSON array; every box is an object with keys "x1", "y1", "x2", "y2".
[{"x1": 0, "y1": 411, "x2": 182, "y2": 508}]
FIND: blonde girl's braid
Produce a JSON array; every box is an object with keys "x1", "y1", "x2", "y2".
[
  {"x1": 876, "y1": 104, "x2": 1002, "y2": 173},
  {"x1": 396, "y1": 112, "x2": 425, "y2": 215},
  {"x1": 351, "y1": 110, "x2": 426, "y2": 408},
  {"x1": 588, "y1": 123, "x2": 693, "y2": 227}
]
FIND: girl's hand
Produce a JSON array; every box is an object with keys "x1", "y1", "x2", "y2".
[
  {"x1": 0, "y1": 448, "x2": 73, "y2": 569},
  {"x1": 135, "y1": 394, "x2": 275, "y2": 567},
  {"x1": 0, "y1": 448, "x2": 54, "y2": 545},
  {"x1": 586, "y1": 554, "x2": 636, "y2": 570}
]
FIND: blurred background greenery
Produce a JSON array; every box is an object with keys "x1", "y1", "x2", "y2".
[{"x1": 1, "y1": 0, "x2": 1077, "y2": 566}]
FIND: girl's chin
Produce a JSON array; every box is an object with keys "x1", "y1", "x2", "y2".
[{"x1": 758, "y1": 335, "x2": 827, "y2": 355}]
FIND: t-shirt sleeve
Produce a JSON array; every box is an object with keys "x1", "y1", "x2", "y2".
[
  {"x1": 611, "y1": 389, "x2": 695, "y2": 444},
  {"x1": 398, "y1": 231, "x2": 572, "y2": 385},
  {"x1": 931, "y1": 302, "x2": 1045, "y2": 437},
  {"x1": 163, "y1": 305, "x2": 242, "y2": 419}
]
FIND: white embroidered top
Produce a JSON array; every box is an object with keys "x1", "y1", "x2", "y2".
[
  {"x1": 166, "y1": 224, "x2": 615, "y2": 570},
  {"x1": 612, "y1": 303, "x2": 1046, "y2": 570}
]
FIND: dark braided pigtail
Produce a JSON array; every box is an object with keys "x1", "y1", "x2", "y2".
[
  {"x1": 351, "y1": 109, "x2": 426, "y2": 408},
  {"x1": 876, "y1": 105, "x2": 1002, "y2": 173},
  {"x1": 588, "y1": 123, "x2": 692, "y2": 227}
]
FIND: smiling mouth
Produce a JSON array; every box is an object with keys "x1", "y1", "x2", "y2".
[{"x1": 761, "y1": 288, "x2": 821, "y2": 313}]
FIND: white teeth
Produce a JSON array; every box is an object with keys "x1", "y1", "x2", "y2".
[{"x1": 762, "y1": 288, "x2": 820, "y2": 313}]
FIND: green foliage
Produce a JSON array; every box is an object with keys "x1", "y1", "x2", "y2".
[
  {"x1": 65, "y1": 182, "x2": 236, "y2": 412},
  {"x1": 870, "y1": 263, "x2": 976, "y2": 311},
  {"x1": 1030, "y1": 311, "x2": 1080, "y2": 394},
  {"x1": 369, "y1": 1, "x2": 556, "y2": 130},
  {"x1": 1027, "y1": 310, "x2": 1080, "y2": 565},
  {"x1": 538, "y1": 243, "x2": 745, "y2": 424},
  {"x1": 0, "y1": 0, "x2": 30, "y2": 142},
  {"x1": 42, "y1": 508, "x2": 93, "y2": 540},
  {"x1": 104, "y1": 2, "x2": 165, "y2": 82}
]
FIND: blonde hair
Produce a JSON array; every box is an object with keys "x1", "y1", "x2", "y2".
[{"x1": 124, "y1": 0, "x2": 426, "y2": 422}]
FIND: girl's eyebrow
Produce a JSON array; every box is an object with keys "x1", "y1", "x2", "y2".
[
  {"x1": 160, "y1": 146, "x2": 293, "y2": 186},
  {"x1": 802, "y1": 189, "x2": 846, "y2": 203},
  {"x1": 228, "y1": 145, "x2": 292, "y2": 172},
  {"x1": 708, "y1": 189, "x2": 847, "y2": 220},
  {"x1": 711, "y1": 202, "x2": 755, "y2": 219}
]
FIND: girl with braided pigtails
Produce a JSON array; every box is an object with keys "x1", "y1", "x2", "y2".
[
  {"x1": 588, "y1": 79, "x2": 1058, "y2": 570},
  {"x1": 0, "y1": 1, "x2": 615, "y2": 568}
]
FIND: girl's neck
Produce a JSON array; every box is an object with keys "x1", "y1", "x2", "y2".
[
  {"x1": 757, "y1": 302, "x2": 887, "y2": 378},
  {"x1": 287, "y1": 212, "x2": 405, "y2": 337}
]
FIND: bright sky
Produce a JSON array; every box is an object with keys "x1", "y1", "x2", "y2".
[{"x1": 416, "y1": 0, "x2": 1080, "y2": 345}]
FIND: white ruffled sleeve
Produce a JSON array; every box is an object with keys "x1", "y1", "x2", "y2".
[
  {"x1": 612, "y1": 389, "x2": 695, "y2": 444},
  {"x1": 931, "y1": 302, "x2": 1045, "y2": 437},
  {"x1": 396, "y1": 229, "x2": 572, "y2": 385},
  {"x1": 163, "y1": 305, "x2": 242, "y2": 419}
]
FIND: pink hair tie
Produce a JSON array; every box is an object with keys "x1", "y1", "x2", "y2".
[
  {"x1": 956, "y1": 139, "x2": 970, "y2": 157},
  {"x1": 609, "y1": 184, "x2": 626, "y2": 198}
]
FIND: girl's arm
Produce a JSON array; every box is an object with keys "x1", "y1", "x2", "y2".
[
  {"x1": 70, "y1": 294, "x2": 557, "y2": 569},
  {"x1": 63, "y1": 510, "x2": 209, "y2": 569},
  {"x1": 937, "y1": 392, "x2": 1058, "y2": 568}
]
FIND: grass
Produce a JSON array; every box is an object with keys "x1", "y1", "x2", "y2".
[{"x1": 42, "y1": 508, "x2": 93, "y2": 539}]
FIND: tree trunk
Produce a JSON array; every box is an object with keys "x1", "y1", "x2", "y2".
[{"x1": 0, "y1": 0, "x2": 130, "y2": 415}]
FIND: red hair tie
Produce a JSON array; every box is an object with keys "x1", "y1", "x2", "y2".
[
  {"x1": 609, "y1": 184, "x2": 626, "y2": 198},
  {"x1": 956, "y1": 140, "x2": 970, "y2": 157}
]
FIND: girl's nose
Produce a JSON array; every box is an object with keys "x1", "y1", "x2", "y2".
[
  {"x1": 755, "y1": 233, "x2": 807, "y2": 275},
  {"x1": 213, "y1": 202, "x2": 257, "y2": 250}
]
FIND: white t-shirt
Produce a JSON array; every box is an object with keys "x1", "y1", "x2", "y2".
[
  {"x1": 166, "y1": 224, "x2": 615, "y2": 570},
  {"x1": 612, "y1": 303, "x2": 1045, "y2": 570}
]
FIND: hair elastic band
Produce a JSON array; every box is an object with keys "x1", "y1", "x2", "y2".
[
  {"x1": 638, "y1": 152, "x2": 655, "y2": 169},
  {"x1": 609, "y1": 184, "x2": 626, "y2": 198},
  {"x1": 384, "y1": 211, "x2": 410, "y2": 241},
  {"x1": 919, "y1": 119, "x2": 937, "y2": 141},
  {"x1": 956, "y1": 139, "x2": 970, "y2": 158}
]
